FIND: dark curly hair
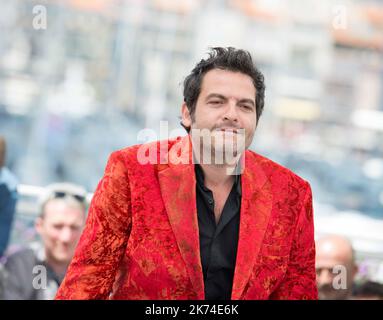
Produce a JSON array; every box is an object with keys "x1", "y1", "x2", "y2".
[{"x1": 182, "y1": 47, "x2": 265, "y2": 132}]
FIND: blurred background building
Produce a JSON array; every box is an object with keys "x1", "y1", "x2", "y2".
[{"x1": 0, "y1": 0, "x2": 382, "y2": 284}]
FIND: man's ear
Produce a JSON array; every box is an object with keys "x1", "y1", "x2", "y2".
[
  {"x1": 181, "y1": 103, "x2": 192, "y2": 129},
  {"x1": 35, "y1": 217, "x2": 43, "y2": 235}
]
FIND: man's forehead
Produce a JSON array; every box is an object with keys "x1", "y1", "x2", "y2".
[
  {"x1": 201, "y1": 69, "x2": 255, "y2": 90},
  {"x1": 316, "y1": 256, "x2": 344, "y2": 268},
  {"x1": 316, "y1": 250, "x2": 352, "y2": 267},
  {"x1": 43, "y1": 199, "x2": 84, "y2": 220}
]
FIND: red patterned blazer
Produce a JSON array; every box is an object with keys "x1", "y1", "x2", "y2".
[{"x1": 56, "y1": 135, "x2": 317, "y2": 300}]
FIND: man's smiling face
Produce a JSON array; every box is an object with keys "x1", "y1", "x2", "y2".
[{"x1": 182, "y1": 68, "x2": 258, "y2": 163}]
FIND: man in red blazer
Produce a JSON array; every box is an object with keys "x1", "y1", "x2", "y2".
[{"x1": 56, "y1": 47, "x2": 317, "y2": 300}]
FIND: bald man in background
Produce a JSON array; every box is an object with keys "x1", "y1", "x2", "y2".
[{"x1": 315, "y1": 235, "x2": 358, "y2": 300}]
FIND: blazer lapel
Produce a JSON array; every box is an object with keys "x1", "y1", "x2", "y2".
[
  {"x1": 157, "y1": 136, "x2": 205, "y2": 299},
  {"x1": 231, "y1": 151, "x2": 273, "y2": 300}
]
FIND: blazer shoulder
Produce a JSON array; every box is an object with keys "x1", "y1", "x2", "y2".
[
  {"x1": 246, "y1": 150, "x2": 310, "y2": 189},
  {"x1": 4, "y1": 247, "x2": 37, "y2": 271},
  {"x1": 108, "y1": 142, "x2": 151, "y2": 166},
  {"x1": 112, "y1": 144, "x2": 142, "y2": 160}
]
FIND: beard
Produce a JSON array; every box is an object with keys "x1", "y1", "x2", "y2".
[
  {"x1": 191, "y1": 128, "x2": 246, "y2": 165},
  {"x1": 318, "y1": 283, "x2": 350, "y2": 300},
  {"x1": 212, "y1": 130, "x2": 245, "y2": 165}
]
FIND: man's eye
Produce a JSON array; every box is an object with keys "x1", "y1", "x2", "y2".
[
  {"x1": 240, "y1": 105, "x2": 253, "y2": 110},
  {"x1": 209, "y1": 100, "x2": 222, "y2": 105}
]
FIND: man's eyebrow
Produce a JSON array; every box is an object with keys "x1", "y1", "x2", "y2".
[{"x1": 205, "y1": 93, "x2": 227, "y2": 101}]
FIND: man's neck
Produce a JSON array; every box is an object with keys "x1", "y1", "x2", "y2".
[
  {"x1": 199, "y1": 163, "x2": 235, "y2": 189},
  {"x1": 192, "y1": 145, "x2": 243, "y2": 187}
]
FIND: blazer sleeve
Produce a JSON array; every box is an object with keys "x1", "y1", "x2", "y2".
[
  {"x1": 270, "y1": 182, "x2": 318, "y2": 300},
  {"x1": 55, "y1": 151, "x2": 132, "y2": 299}
]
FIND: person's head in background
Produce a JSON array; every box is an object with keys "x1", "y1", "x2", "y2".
[
  {"x1": 0, "y1": 136, "x2": 6, "y2": 169},
  {"x1": 316, "y1": 234, "x2": 358, "y2": 300},
  {"x1": 36, "y1": 183, "x2": 87, "y2": 276}
]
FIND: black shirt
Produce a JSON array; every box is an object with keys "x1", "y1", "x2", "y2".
[{"x1": 195, "y1": 164, "x2": 241, "y2": 300}]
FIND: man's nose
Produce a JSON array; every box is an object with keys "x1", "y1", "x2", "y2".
[
  {"x1": 59, "y1": 227, "x2": 73, "y2": 243},
  {"x1": 223, "y1": 100, "x2": 239, "y2": 122}
]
